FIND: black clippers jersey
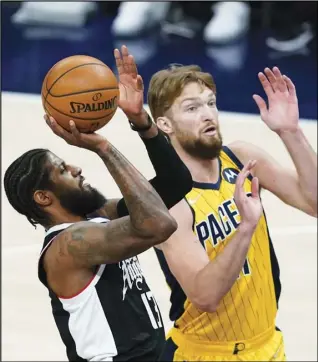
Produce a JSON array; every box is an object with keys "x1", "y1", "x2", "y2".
[{"x1": 38, "y1": 217, "x2": 165, "y2": 361}]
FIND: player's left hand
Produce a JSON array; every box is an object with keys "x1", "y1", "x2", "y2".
[
  {"x1": 114, "y1": 45, "x2": 146, "y2": 124},
  {"x1": 253, "y1": 67, "x2": 299, "y2": 134}
]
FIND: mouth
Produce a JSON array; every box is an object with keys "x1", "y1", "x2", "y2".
[
  {"x1": 203, "y1": 126, "x2": 217, "y2": 135},
  {"x1": 80, "y1": 177, "x2": 91, "y2": 188}
]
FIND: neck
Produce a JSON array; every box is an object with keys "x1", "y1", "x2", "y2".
[
  {"x1": 46, "y1": 207, "x2": 86, "y2": 230},
  {"x1": 173, "y1": 143, "x2": 220, "y2": 183}
]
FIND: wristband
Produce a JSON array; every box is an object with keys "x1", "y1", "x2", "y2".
[{"x1": 129, "y1": 113, "x2": 153, "y2": 132}]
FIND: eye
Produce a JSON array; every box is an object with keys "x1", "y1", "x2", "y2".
[
  {"x1": 60, "y1": 163, "x2": 67, "y2": 174},
  {"x1": 187, "y1": 106, "x2": 197, "y2": 112},
  {"x1": 208, "y1": 100, "x2": 216, "y2": 107}
]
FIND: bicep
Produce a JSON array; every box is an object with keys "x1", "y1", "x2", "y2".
[
  {"x1": 229, "y1": 141, "x2": 313, "y2": 214},
  {"x1": 159, "y1": 200, "x2": 210, "y2": 299},
  {"x1": 52, "y1": 219, "x2": 157, "y2": 269}
]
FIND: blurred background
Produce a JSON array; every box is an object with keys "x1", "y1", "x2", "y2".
[
  {"x1": 1, "y1": 1, "x2": 317, "y2": 119},
  {"x1": 2, "y1": 3, "x2": 317, "y2": 360}
]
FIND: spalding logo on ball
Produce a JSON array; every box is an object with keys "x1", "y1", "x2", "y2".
[
  {"x1": 41, "y1": 55, "x2": 119, "y2": 133},
  {"x1": 69, "y1": 93, "x2": 117, "y2": 114}
]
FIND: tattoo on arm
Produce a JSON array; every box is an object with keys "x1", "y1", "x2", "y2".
[
  {"x1": 53, "y1": 143, "x2": 177, "y2": 269},
  {"x1": 55, "y1": 215, "x2": 173, "y2": 268},
  {"x1": 97, "y1": 143, "x2": 175, "y2": 234}
]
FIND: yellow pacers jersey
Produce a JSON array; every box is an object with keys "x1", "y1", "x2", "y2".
[{"x1": 155, "y1": 146, "x2": 281, "y2": 343}]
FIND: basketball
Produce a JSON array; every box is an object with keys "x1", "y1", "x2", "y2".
[{"x1": 41, "y1": 55, "x2": 119, "y2": 133}]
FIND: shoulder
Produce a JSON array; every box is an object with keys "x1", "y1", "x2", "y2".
[
  {"x1": 226, "y1": 141, "x2": 269, "y2": 166},
  {"x1": 227, "y1": 140, "x2": 254, "y2": 158}
]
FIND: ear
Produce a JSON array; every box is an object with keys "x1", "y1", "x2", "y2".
[
  {"x1": 33, "y1": 190, "x2": 54, "y2": 207},
  {"x1": 156, "y1": 116, "x2": 174, "y2": 135}
]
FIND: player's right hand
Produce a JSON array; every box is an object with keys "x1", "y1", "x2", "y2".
[
  {"x1": 45, "y1": 115, "x2": 108, "y2": 153},
  {"x1": 114, "y1": 45, "x2": 144, "y2": 123},
  {"x1": 234, "y1": 160, "x2": 262, "y2": 231}
]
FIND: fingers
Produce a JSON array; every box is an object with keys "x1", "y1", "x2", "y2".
[
  {"x1": 128, "y1": 54, "x2": 138, "y2": 77},
  {"x1": 121, "y1": 45, "x2": 131, "y2": 74},
  {"x1": 69, "y1": 120, "x2": 81, "y2": 139},
  {"x1": 44, "y1": 115, "x2": 77, "y2": 143},
  {"x1": 234, "y1": 160, "x2": 257, "y2": 207},
  {"x1": 251, "y1": 176, "x2": 260, "y2": 199},
  {"x1": 258, "y1": 66, "x2": 291, "y2": 98},
  {"x1": 235, "y1": 160, "x2": 256, "y2": 190},
  {"x1": 264, "y1": 68, "x2": 278, "y2": 92},
  {"x1": 283, "y1": 75, "x2": 297, "y2": 98},
  {"x1": 114, "y1": 45, "x2": 138, "y2": 76},
  {"x1": 114, "y1": 48, "x2": 124, "y2": 75},
  {"x1": 272, "y1": 66, "x2": 287, "y2": 93},
  {"x1": 136, "y1": 75, "x2": 144, "y2": 91},
  {"x1": 45, "y1": 115, "x2": 65, "y2": 136},
  {"x1": 258, "y1": 71, "x2": 274, "y2": 98},
  {"x1": 252, "y1": 94, "x2": 267, "y2": 117}
]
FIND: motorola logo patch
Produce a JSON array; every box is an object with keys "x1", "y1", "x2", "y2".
[{"x1": 222, "y1": 168, "x2": 239, "y2": 184}]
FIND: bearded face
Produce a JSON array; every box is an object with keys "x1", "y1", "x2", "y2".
[
  {"x1": 161, "y1": 82, "x2": 223, "y2": 160},
  {"x1": 41, "y1": 153, "x2": 107, "y2": 219},
  {"x1": 173, "y1": 120, "x2": 223, "y2": 159},
  {"x1": 52, "y1": 182, "x2": 107, "y2": 217}
]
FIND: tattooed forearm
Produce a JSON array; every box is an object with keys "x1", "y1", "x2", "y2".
[{"x1": 53, "y1": 143, "x2": 177, "y2": 268}]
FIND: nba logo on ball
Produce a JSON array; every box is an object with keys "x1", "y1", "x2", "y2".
[{"x1": 41, "y1": 55, "x2": 119, "y2": 133}]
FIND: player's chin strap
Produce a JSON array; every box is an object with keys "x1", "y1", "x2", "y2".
[{"x1": 129, "y1": 113, "x2": 154, "y2": 132}]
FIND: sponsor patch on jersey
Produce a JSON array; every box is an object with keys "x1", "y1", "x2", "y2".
[{"x1": 222, "y1": 167, "x2": 240, "y2": 184}]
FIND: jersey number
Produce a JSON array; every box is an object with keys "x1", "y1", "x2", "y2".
[{"x1": 141, "y1": 291, "x2": 162, "y2": 329}]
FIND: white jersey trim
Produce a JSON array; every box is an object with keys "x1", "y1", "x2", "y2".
[
  {"x1": 41, "y1": 217, "x2": 117, "y2": 360},
  {"x1": 45, "y1": 217, "x2": 109, "y2": 237},
  {"x1": 59, "y1": 263, "x2": 118, "y2": 360}
]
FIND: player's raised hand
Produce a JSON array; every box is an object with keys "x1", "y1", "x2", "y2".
[
  {"x1": 253, "y1": 67, "x2": 299, "y2": 134},
  {"x1": 234, "y1": 160, "x2": 262, "y2": 230},
  {"x1": 114, "y1": 45, "x2": 144, "y2": 121},
  {"x1": 44, "y1": 115, "x2": 108, "y2": 153}
]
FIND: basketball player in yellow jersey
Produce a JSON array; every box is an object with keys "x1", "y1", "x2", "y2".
[{"x1": 146, "y1": 65, "x2": 317, "y2": 361}]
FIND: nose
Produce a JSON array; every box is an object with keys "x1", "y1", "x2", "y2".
[
  {"x1": 201, "y1": 106, "x2": 215, "y2": 122},
  {"x1": 70, "y1": 165, "x2": 82, "y2": 177}
]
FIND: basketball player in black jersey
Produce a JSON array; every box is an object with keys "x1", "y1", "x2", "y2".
[{"x1": 3, "y1": 46, "x2": 192, "y2": 361}]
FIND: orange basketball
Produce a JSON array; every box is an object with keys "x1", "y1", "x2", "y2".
[{"x1": 41, "y1": 55, "x2": 119, "y2": 133}]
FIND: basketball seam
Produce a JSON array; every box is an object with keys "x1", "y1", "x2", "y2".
[
  {"x1": 43, "y1": 63, "x2": 113, "y2": 106},
  {"x1": 49, "y1": 87, "x2": 119, "y2": 98},
  {"x1": 45, "y1": 99, "x2": 117, "y2": 121}
]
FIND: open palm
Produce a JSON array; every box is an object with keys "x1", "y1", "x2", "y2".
[
  {"x1": 114, "y1": 45, "x2": 144, "y2": 120},
  {"x1": 253, "y1": 67, "x2": 299, "y2": 134}
]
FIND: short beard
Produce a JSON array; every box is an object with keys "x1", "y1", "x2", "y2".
[
  {"x1": 178, "y1": 131, "x2": 223, "y2": 160},
  {"x1": 54, "y1": 184, "x2": 107, "y2": 218}
]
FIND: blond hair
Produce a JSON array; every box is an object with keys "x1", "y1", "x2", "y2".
[{"x1": 147, "y1": 64, "x2": 216, "y2": 122}]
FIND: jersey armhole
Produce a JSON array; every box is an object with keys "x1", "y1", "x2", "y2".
[
  {"x1": 184, "y1": 197, "x2": 196, "y2": 232},
  {"x1": 222, "y1": 145, "x2": 244, "y2": 170}
]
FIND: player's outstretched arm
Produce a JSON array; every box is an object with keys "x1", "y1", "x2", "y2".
[
  {"x1": 247, "y1": 67, "x2": 317, "y2": 217},
  {"x1": 45, "y1": 117, "x2": 177, "y2": 268},
  {"x1": 95, "y1": 45, "x2": 192, "y2": 219},
  {"x1": 96, "y1": 128, "x2": 193, "y2": 220},
  {"x1": 157, "y1": 161, "x2": 262, "y2": 313}
]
